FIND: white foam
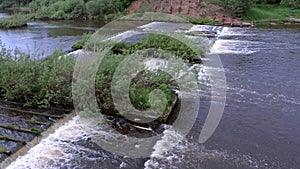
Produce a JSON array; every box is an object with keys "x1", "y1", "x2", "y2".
[{"x1": 7, "y1": 116, "x2": 83, "y2": 169}]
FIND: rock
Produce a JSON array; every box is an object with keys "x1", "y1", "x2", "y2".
[
  {"x1": 270, "y1": 22, "x2": 278, "y2": 26},
  {"x1": 192, "y1": 56, "x2": 202, "y2": 64},
  {"x1": 242, "y1": 22, "x2": 253, "y2": 27}
]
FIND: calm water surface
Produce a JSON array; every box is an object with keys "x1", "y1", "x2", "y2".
[{"x1": 0, "y1": 13, "x2": 105, "y2": 56}]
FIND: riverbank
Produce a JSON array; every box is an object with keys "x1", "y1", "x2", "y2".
[
  {"x1": 1, "y1": 0, "x2": 300, "y2": 29},
  {"x1": 0, "y1": 13, "x2": 29, "y2": 28},
  {"x1": 129, "y1": 0, "x2": 300, "y2": 27},
  {"x1": 0, "y1": 0, "x2": 134, "y2": 20},
  {"x1": 243, "y1": 4, "x2": 300, "y2": 26}
]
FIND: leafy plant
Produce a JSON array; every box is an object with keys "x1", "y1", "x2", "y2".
[
  {"x1": 30, "y1": 127, "x2": 42, "y2": 135},
  {"x1": 280, "y1": 0, "x2": 300, "y2": 9},
  {"x1": 113, "y1": 34, "x2": 203, "y2": 61},
  {"x1": 28, "y1": 0, "x2": 135, "y2": 20},
  {"x1": 0, "y1": 40, "x2": 75, "y2": 108},
  {"x1": 72, "y1": 33, "x2": 93, "y2": 50},
  {"x1": 0, "y1": 13, "x2": 29, "y2": 29}
]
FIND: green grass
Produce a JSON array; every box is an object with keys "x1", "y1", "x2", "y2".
[
  {"x1": 0, "y1": 42, "x2": 75, "y2": 108},
  {"x1": 113, "y1": 33, "x2": 204, "y2": 61},
  {"x1": 72, "y1": 33, "x2": 93, "y2": 50},
  {"x1": 187, "y1": 18, "x2": 223, "y2": 25},
  {"x1": 92, "y1": 34, "x2": 202, "y2": 118},
  {"x1": 30, "y1": 127, "x2": 42, "y2": 135},
  {"x1": 0, "y1": 13, "x2": 29, "y2": 29},
  {"x1": 243, "y1": 4, "x2": 300, "y2": 21},
  {"x1": 0, "y1": 33, "x2": 202, "y2": 123},
  {"x1": 0, "y1": 146, "x2": 6, "y2": 153},
  {"x1": 6, "y1": 125, "x2": 15, "y2": 129},
  {"x1": 209, "y1": 0, "x2": 226, "y2": 6}
]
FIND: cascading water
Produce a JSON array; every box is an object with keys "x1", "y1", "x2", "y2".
[{"x1": 5, "y1": 23, "x2": 300, "y2": 169}]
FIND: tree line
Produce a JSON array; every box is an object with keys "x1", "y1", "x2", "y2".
[
  {"x1": 0, "y1": 0, "x2": 299, "y2": 19},
  {"x1": 219, "y1": 0, "x2": 300, "y2": 16},
  {"x1": 0, "y1": 0, "x2": 135, "y2": 19}
]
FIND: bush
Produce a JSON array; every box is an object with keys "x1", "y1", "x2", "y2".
[
  {"x1": 0, "y1": 14, "x2": 29, "y2": 29},
  {"x1": 0, "y1": 33, "x2": 202, "y2": 123},
  {"x1": 29, "y1": 0, "x2": 135, "y2": 19},
  {"x1": 0, "y1": 0, "x2": 14, "y2": 9},
  {"x1": 113, "y1": 34, "x2": 203, "y2": 61},
  {"x1": 86, "y1": 0, "x2": 106, "y2": 19},
  {"x1": 72, "y1": 33, "x2": 93, "y2": 50},
  {"x1": 90, "y1": 34, "x2": 202, "y2": 121},
  {"x1": 225, "y1": 0, "x2": 255, "y2": 17},
  {"x1": 280, "y1": 0, "x2": 300, "y2": 9},
  {"x1": 0, "y1": 41, "x2": 74, "y2": 108},
  {"x1": 255, "y1": 0, "x2": 281, "y2": 4}
]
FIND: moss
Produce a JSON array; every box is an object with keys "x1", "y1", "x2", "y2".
[
  {"x1": 0, "y1": 146, "x2": 7, "y2": 153},
  {"x1": 30, "y1": 127, "x2": 42, "y2": 135}
]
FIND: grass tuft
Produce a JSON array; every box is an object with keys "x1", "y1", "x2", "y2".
[
  {"x1": 0, "y1": 13, "x2": 29, "y2": 29},
  {"x1": 243, "y1": 4, "x2": 300, "y2": 22}
]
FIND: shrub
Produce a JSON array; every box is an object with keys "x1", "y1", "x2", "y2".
[
  {"x1": 280, "y1": 0, "x2": 300, "y2": 9},
  {"x1": 29, "y1": 0, "x2": 135, "y2": 19},
  {"x1": 0, "y1": 33, "x2": 202, "y2": 123},
  {"x1": 0, "y1": 14, "x2": 29, "y2": 29},
  {"x1": 0, "y1": 41, "x2": 75, "y2": 108},
  {"x1": 225, "y1": 0, "x2": 255, "y2": 17},
  {"x1": 72, "y1": 33, "x2": 93, "y2": 50},
  {"x1": 90, "y1": 33, "x2": 202, "y2": 121},
  {"x1": 114, "y1": 34, "x2": 203, "y2": 61}
]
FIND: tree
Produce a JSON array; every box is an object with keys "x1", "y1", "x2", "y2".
[
  {"x1": 280, "y1": 0, "x2": 300, "y2": 8},
  {"x1": 224, "y1": 0, "x2": 255, "y2": 17}
]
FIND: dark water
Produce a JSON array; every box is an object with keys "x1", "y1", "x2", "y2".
[
  {"x1": 204, "y1": 27, "x2": 300, "y2": 168},
  {"x1": 154, "y1": 27, "x2": 300, "y2": 169},
  {"x1": 4, "y1": 24, "x2": 300, "y2": 169},
  {"x1": 0, "y1": 13, "x2": 105, "y2": 56}
]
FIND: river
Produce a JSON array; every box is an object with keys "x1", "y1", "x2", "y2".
[
  {"x1": 0, "y1": 12, "x2": 105, "y2": 57},
  {"x1": 1, "y1": 15, "x2": 300, "y2": 169}
]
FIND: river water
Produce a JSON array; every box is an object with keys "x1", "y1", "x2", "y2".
[
  {"x1": 0, "y1": 12, "x2": 105, "y2": 57},
  {"x1": 2, "y1": 17, "x2": 300, "y2": 169}
]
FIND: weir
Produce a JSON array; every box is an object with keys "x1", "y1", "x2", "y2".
[
  {"x1": 0, "y1": 99, "x2": 74, "y2": 168},
  {"x1": 3, "y1": 20, "x2": 298, "y2": 169},
  {"x1": 3, "y1": 21, "x2": 219, "y2": 168}
]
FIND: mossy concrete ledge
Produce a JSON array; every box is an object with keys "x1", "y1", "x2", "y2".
[{"x1": 0, "y1": 111, "x2": 76, "y2": 169}]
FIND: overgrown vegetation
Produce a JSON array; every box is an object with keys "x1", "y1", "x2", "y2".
[
  {"x1": 0, "y1": 34, "x2": 202, "y2": 122},
  {"x1": 30, "y1": 127, "x2": 42, "y2": 135},
  {"x1": 112, "y1": 34, "x2": 203, "y2": 61},
  {"x1": 280, "y1": 0, "x2": 300, "y2": 9},
  {"x1": 210, "y1": 0, "x2": 300, "y2": 17},
  {"x1": 187, "y1": 18, "x2": 223, "y2": 25},
  {"x1": 242, "y1": 4, "x2": 300, "y2": 23},
  {"x1": 0, "y1": 146, "x2": 6, "y2": 153},
  {"x1": 0, "y1": 13, "x2": 29, "y2": 28},
  {"x1": 0, "y1": 0, "x2": 135, "y2": 20},
  {"x1": 0, "y1": 42, "x2": 75, "y2": 108},
  {"x1": 129, "y1": 70, "x2": 177, "y2": 112},
  {"x1": 92, "y1": 34, "x2": 202, "y2": 119},
  {"x1": 72, "y1": 32, "x2": 93, "y2": 50}
]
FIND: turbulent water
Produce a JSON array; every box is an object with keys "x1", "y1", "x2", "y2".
[{"x1": 4, "y1": 24, "x2": 300, "y2": 169}]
